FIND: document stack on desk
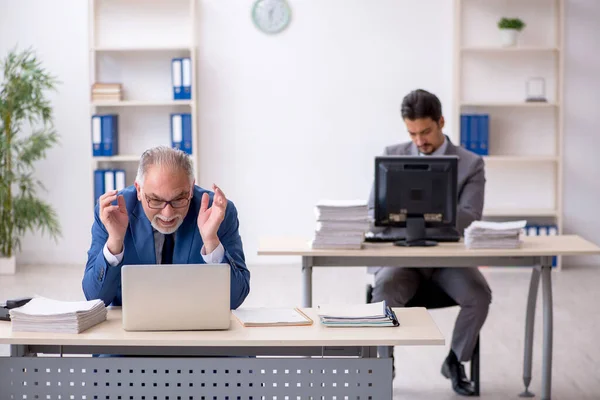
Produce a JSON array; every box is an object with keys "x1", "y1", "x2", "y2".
[
  {"x1": 311, "y1": 200, "x2": 369, "y2": 249},
  {"x1": 317, "y1": 301, "x2": 399, "y2": 327},
  {"x1": 464, "y1": 220, "x2": 527, "y2": 249},
  {"x1": 9, "y1": 297, "x2": 107, "y2": 334},
  {"x1": 232, "y1": 308, "x2": 313, "y2": 327}
]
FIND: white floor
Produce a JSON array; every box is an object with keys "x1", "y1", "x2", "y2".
[{"x1": 2, "y1": 263, "x2": 600, "y2": 399}]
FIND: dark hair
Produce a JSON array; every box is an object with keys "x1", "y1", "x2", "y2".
[{"x1": 401, "y1": 89, "x2": 443, "y2": 122}]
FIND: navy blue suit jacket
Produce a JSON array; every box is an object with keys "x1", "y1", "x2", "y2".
[{"x1": 82, "y1": 185, "x2": 250, "y2": 309}]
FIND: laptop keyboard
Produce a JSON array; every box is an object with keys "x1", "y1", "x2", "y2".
[{"x1": 365, "y1": 227, "x2": 461, "y2": 243}]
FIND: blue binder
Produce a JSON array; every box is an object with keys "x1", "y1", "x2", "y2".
[
  {"x1": 182, "y1": 113, "x2": 192, "y2": 154},
  {"x1": 93, "y1": 114, "x2": 119, "y2": 156},
  {"x1": 91, "y1": 116, "x2": 102, "y2": 156},
  {"x1": 181, "y1": 57, "x2": 191, "y2": 100},
  {"x1": 460, "y1": 114, "x2": 469, "y2": 149},
  {"x1": 170, "y1": 113, "x2": 192, "y2": 155},
  {"x1": 172, "y1": 58, "x2": 191, "y2": 100},
  {"x1": 94, "y1": 169, "x2": 126, "y2": 206},
  {"x1": 94, "y1": 169, "x2": 105, "y2": 205},
  {"x1": 170, "y1": 113, "x2": 183, "y2": 151},
  {"x1": 479, "y1": 114, "x2": 489, "y2": 156},
  {"x1": 469, "y1": 114, "x2": 479, "y2": 155},
  {"x1": 548, "y1": 224, "x2": 558, "y2": 267},
  {"x1": 172, "y1": 58, "x2": 183, "y2": 100}
]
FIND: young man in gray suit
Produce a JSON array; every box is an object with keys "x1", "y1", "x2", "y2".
[{"x1": 368, "y1": 89, "x2": 492, "y2": 397}]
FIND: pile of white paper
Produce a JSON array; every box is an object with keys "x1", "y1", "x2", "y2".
[
  {"x1": 464, "y1": 220, "x2": 527, "y2": 249},
  {"x1": 317, "y1": 301, "x2": 397, "y2": 327},
  {"x1": 10, "y1": 297, "x2": 107, "y2": 334},
  {"x1": 311, "y1": 200, "x2": 369, "y2": 249}
]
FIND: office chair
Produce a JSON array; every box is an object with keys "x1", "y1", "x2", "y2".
[{"x1": 366, "y1": 281, "x2": 480, "y2": 396}]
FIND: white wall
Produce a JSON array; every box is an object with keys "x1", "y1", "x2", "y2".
[
  {"x1": 0, "y1": 0, "x2": 92, "y2": 265},
  {"x1": 195, "y1": 0, "x2": 453, "y2": 265},
  {"x1": 0, "y1": 0, "x2": 598, "y2": 268},
  {"x1": 563, "y1": 0, "x2": 600, "y2": 266}
]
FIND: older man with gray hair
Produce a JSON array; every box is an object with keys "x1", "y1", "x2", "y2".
[{"x1": 83, "y1": 146, "x2": 250, "y2": 309}]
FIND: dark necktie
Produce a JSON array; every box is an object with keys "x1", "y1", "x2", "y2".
[{"x1": 161, "y1": 234, "x2": 174, "y2": 265}]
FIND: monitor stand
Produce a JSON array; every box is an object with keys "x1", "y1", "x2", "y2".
[{"x1": 394, "y1": 216, "x2": 438, "y2": 247}]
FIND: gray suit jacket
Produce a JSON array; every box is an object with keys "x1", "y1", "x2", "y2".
[{"x1": 368, "y1": 135, "x2": 486, "y2": 235}]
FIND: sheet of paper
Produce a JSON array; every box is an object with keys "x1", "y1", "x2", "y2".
[{"x1": 232, "y1": 308, "x2": 309, "y2": 324}]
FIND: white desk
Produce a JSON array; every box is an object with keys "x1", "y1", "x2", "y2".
[
  {"x1": 258, "y1": 234, "x2": 600, "y2": 400},
  {"x1": 0, "y1": 307, "x2": 443, "y2": 399}
]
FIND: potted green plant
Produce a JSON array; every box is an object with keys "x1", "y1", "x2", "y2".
[
  {"x1": 0, "y1": 47, "x2": 61, "y2": 274},
  {"x1": 498, "y1": 17, "x2": 526, "y2": 47}
]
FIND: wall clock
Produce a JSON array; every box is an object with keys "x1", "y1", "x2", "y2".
[{"x1": 252, "y1": 0, "x2": 292, "y2": 34}]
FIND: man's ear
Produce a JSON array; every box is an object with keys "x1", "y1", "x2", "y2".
[
  {"x1": 438, "y1": 116, "x2": 445, "y2": 130},
  {"x1": 134, "y1": 181, "x2": 142, "y2": 201}
]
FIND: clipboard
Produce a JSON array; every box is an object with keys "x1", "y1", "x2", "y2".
[{"x1": 232, "y1": 307, "x2": 313, "y2": 327}]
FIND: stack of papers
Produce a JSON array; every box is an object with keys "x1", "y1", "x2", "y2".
[
  {"x1": 464, "y1": 220, "x2": 527, "y2": 249},
  {"x1": 311, "y1": 200, "x2": 369, "y2": 249},
  {"x1": 317, "y1": 301, "x2": 398, "y2": 327},
  {"x1": 9, "y1": 297, "x2": 107, "y2": 334},
  {"x1": 232, "y1": 308, "x2": 313, "y2": 327}
]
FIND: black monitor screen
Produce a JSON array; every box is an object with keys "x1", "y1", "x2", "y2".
[{"x1": 374, "y1": 156, "x2": 458, "y2": 228}]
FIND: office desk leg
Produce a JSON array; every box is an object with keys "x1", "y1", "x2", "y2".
[
  {"x1": 541, "y1": 262, "x2": 554, "y2": 400},
  {"x1": 302, "y1": 256, "x2": 313, "y2": 307},
  {"x1": 520, "y1": 266, "x2": 540, "y2": 398},
  {"x1": 10, "y1": 345, "x2": 29, "y2": 357}
]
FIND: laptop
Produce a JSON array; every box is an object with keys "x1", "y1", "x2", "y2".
[{"x1": 121, "y1": 263, "x2": 231, "y2": 331}]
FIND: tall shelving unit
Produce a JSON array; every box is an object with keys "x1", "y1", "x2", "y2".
[
  {"x1": 88, "y1": 0, "x2": 198, "y2": 194},
  {"x1": 453, "y1": 0, "x2": 564, "y2": 267}
]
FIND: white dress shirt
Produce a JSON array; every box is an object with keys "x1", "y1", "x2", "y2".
[{"x1": 103, "y1": 230, "x2": 225, "y2": 267}]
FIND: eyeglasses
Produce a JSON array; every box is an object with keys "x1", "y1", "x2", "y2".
[{"x1": 145, "y1": 194, "x2": 190, "y2": 210}]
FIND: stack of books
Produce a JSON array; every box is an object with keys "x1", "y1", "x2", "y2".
[
  {"x1": 464, "y1": 220, "x2": 527, "y2": 249},
  {"x1": 317, "y1": 301, "x2": 399, "y2": 327},
  {"x1": 91, "y1": 83, "x2": 122, "y2": 102},
  {"x1": 9, "y1": 297, "x2": 108, "y2": 334},
  {"x1": 311, "y1": 200, "x2": 369, "y2": 249}
]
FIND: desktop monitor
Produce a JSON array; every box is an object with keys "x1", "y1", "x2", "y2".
[{"x1": 374, "y1": 155, "x2": 459, "y2": 246}]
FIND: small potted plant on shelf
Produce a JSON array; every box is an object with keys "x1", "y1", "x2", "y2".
[
  {"x1": 498, "y1": 17, "x2": 526, "y2": 47},
  {"x1": 0, "y1": 47, "x2": 61, "y2": 274}
]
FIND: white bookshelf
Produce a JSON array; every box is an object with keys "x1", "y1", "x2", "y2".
[
  {"x1": 461, "y1": 102, "x2": 558, "y2": 108},
  {"x1": 93, "y1": 46, "x2": 193, "y2": 53},
  {"x1": 92, "y1": 100, "x2": 195, "y2": 107},
  {"x1": 89, "y1": 0, "x2": 198, "y2": 194},
  {"x1": 454, "y1": 0, "x2": 564, "y2": 267},
  {"x1": 483, "y1": 155, "x2": 559, "y2": 163},
  {"x1": 92, "y1": 155, "x2": 141, "y2": 163},
  {"x1": 461, "y1": 46, "x2": 559, "y2": 53},
  {"x1": 484, "y1": 208, "x2": 558, "y2": 218}
]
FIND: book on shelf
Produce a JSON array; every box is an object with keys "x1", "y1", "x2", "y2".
[{"x1": 92, "y1": 83, "x2": 122, "y2": 102}]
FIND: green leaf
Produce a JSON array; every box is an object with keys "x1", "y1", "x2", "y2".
[{"x1": 0, "y1": 47, "x2": 61, "y2": 257}]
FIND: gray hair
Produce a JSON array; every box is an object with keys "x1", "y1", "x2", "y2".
[{"x1": 135, "y1": 146, "x2": 194, "y2": 187}]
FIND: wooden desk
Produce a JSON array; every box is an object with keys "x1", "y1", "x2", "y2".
[
  {"x1": 0, "y1": 307, "x2": 442, "y2": 399},
  {"x1": 258, "y1": 234, "x2": 600, "y2": 400}
]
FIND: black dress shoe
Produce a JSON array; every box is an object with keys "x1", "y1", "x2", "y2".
[{"x1": 441, "y1": 357, "x2": 475, "y2": 396}]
